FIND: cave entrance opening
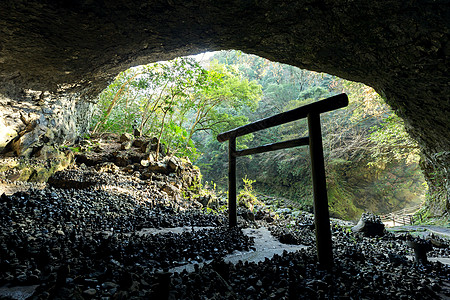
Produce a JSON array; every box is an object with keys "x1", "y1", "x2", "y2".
[{"x1": 88, "y1": 50, "x2": 426, "y2": 222}]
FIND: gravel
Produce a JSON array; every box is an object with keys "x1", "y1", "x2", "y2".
[{"x1": 0, "y1": 150, "x2": 448, "y2": 299}]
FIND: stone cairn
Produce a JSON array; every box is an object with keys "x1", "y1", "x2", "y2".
[{"x1": 351, "y1": 212, "x2": 385, "y2": 237}]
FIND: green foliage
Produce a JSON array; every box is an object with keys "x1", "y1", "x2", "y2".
[
  {"x1": 92, "y1": 49, "x2": 428, "y2": 220},
  {"x1": 68, "y1": 146, "x2": 81, "y2": 153},
  {"x1": 368, "y1": 115, "x2": 420, "y2": 164},
  {"x1": 327, "y1": 181, "x2": 363, "y2": 220},
  {"x1": 198, "y1": 50, "x2": 426, "y2": 220},
  {"x1": 419, "y1": 151, "x2": 449, "y2": 218},
  {"x1": 237, "y1": 176, "x2": 264, "y2": 212},
  {"x1": 91, "y1": 56, "x2": 262, "y2": 161}
]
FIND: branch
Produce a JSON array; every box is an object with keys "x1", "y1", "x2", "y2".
[{"x1": 92, "y1": 72, "x2": 140, "y2": 133}]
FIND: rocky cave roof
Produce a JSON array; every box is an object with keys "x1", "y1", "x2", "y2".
[{"x1": 0, "y1": 0, "x2": 448, "y2": 172}]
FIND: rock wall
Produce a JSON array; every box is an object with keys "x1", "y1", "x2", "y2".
[
  {"x1": 0, "y1": 85, "x2": 93, "y2": 157},
  {"x1": 420, "y1": 153, "x2": 450, "y2": 216}
]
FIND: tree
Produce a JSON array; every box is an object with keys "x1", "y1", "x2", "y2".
[
  {"x1": 199, "y1": 50, "x2": 426, "y2": 219},
  {"x1": 185, "y1": 61, "x2": 261, "y2": 144},
  {"x1": 91, "y1": 56, "x2": 262, "y2": 161}
]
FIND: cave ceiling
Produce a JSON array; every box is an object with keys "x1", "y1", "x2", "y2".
[{"x1": 0, "y1": 0, "x2": 449, "y2": 157}]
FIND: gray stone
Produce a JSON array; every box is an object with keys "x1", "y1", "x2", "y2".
[
  {"x1": 83, "y1": 288, "x2": 97, "y2": 297},
  {"x1": 102, "y1": 282, "x2": 119, "y2": 289},
  {"x1": 0, "y1": 90, "x2": 93, "y2": 157}
]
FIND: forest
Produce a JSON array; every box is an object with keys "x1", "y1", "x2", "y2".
[{"x1": 90, "y1": 50, "x2": 426, "y2": 220}]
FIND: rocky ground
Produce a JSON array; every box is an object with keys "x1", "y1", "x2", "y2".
[{"x1": 0, "y1": 135, "x2": 449, "y2": 299}]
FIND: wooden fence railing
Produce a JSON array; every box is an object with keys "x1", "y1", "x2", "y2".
[
  {"x1": 217, "y1": 93, "x2": 349, "y2": 269},
  {"x1": 380, "y1": 204, "x2": 423, "y2": 226}
]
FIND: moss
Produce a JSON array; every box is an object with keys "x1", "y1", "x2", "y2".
[
  {"x1": 28, "y1": 163, "x2": 60, "y2": 182},
  {"x1": 420, "y1": 152, "x2": 449, "y2": 218},
  {"x1": 16, "y1": 167, "x2": 34, "y2": 181},
  {"x1": 0, "y1": 149, "x2": 74, "y2": 183},
  {"x1": 327, "y1": 182, "x2": 363, "y2": 220},
  {"x1": 0, "y1": 159, "x2": 19, "y2": 172}
]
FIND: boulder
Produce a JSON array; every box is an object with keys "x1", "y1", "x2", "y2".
[
  {"x1": 140, "y1": 159, "x2": 150, "y2": 167},
  {"x1": 119, "y1": 133, "x2": 134, "y2": 143},
  {"x1": 133, "y1": 139, "x2": 146, "y2": 148},
  {"x1": 128, "y1": 153, "x2": 147, "y2": 164},
  {"x1": 279, "y1": 232, "x2": 297, "y2": 244},
  {"x1": 95, "y1": 162, "x2": 119, "y2": 174},
  {"x1": 114, "y1": 152, "x2": 130, "y2": 167},
  {"x1": 120, "y1": 140, "x2": 133, "y2": 150},
  {"x1": 351, "y1": 212, "x2": 385, "y2": 237},
  {"x1": 148, "y1": 162, "x2": 169, "y2": 174},
  {"x1": 140, "y1": 141, "x2": 151, "y2": 154},
  {"x1": 429, "y1": 234, "x2": 449, "y2": 249},
  {"x1": 75, "y1": 152, "x2": 104, "y2": 166},
  {"x1": 122, "y1": 165, "x2": 134, "y2": 174},
  {"x1": 162, "y1": 184, "x2": 180, "y2": 197},
  {"x1": 242, "y1": 210, "x2": 255, "y2": 222},
  {"x1": 197, "y1": 195, "x2": 213, "y2": 208},
  {"x1": 2, "y1": 120, "x2": 41, "y2": 157},
  {"x1": 140, "y1": 171, "x2": 152, "y2": 180},
  {"x1": 167, "y1": 157, "x2": 180, "y2": 172}
]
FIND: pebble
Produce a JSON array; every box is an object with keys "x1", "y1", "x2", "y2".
[
  {"x1": 0, "y1": 138, "x2": 449, "y2": 299},
  {"x1": 102, "y1": 282, "x2": 118, "y2": 289},
  {"x1": 83, "y1": 288, "x2": 97, "y2": 296}
]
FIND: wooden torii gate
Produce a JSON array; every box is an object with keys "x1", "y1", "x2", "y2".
[{"x1": 217, "y1": 93, "x2": 349, "y2": 270}]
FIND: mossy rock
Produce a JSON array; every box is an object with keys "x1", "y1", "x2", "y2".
[
  {"x1": 28, "y1": 163, "x2": 62, "y2": 182},
  {"x1": 0, "y1": 159, "x2": 19, "y2": 172},
  {"x1": 6, "y1": 167, "x2": 34, "y2": 181},
  {"x1": 327, "y1": 183, "x2": 363, "y2": 220},
  {"x1": 0, "y1": 148, "x2": 74, "y2": 183}
]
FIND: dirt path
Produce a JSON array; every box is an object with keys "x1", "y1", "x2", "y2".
[{"x1": 388, "y1": 225, "x2": 450, "y2": 239}]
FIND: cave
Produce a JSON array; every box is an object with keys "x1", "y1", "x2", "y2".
[{"x1": 0, "y1": 1, "x2": 448, "y2": 214}]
